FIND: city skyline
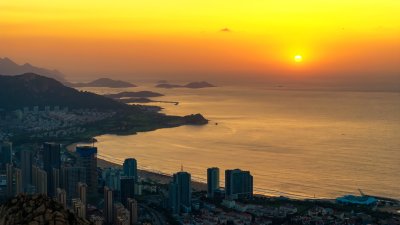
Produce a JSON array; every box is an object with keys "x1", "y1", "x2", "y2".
[{"x1": 0, "y1": 1, "x2": 399, "y2": 224}]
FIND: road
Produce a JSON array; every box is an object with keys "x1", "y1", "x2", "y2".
[{"x1": 140, "y1": 203, "x2": 167, "y2": 225}]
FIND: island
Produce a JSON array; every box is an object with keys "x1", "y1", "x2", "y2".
[
  {"x1": 104, "y1": 91, "x2": 164, "y2": 98},
  {"x1": 72, "y1": 78, "x2": 137, "y2": 88},
  {"x1": 155, "y1": 81, "x2": 216, "y2": 89}
]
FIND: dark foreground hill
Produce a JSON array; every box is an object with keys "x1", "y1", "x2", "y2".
[
  {"x1": 0, "y1": 73, "x2": 128, "y2": 111},
  {"x1": 0, "y1": 194, "x2": 91, "y2": 225}
]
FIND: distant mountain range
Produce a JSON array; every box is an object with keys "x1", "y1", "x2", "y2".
[
  {"x1": 72, "y1": 78, "x2": 137, "y2": 88},
  {"x1": 0, "y1": 57, "x2": 66, "y2": 83},
  {"x1": 156, "y1": 81, "x2": 216, "y2": 89},
  {"x1": 0, "y1": 73, "x2": 127, "y2": 111}
]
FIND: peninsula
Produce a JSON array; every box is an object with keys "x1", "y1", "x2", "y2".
[{"x1": 0, "y1": 73, "x2": 207, "y2": 144}]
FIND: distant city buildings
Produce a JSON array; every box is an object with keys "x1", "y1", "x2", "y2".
[
  {"x1": 6, "y1": 163, "x2": 13, "y2": 197},
  {"x1": 76, "y1": 146, "x2": 98, "y2": 196},
  {"x1": 225, "y1": 169, "x2": 253, "y2": 200},
  {"x1": 102, "y1": 167, "x2": 122, "y2": 192},
  {"x1": 207, "y1": 167, "x2": 220, "y2": 198},
  {"x1": 0, "y1": 142, "x2": 12, "y2": 170}
]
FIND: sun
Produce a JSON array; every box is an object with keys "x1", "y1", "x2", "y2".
[{"x1": 294, "y1": 55, "x2": 303, "y2": 63}]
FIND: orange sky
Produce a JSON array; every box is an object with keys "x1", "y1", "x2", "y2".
[{"x1": 0, "y1": 0, "x2": 399, "y2": 87}]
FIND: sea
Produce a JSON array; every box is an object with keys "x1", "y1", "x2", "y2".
[{"x1": 79, "y1": 82, "x2": 400, "y2": 200}]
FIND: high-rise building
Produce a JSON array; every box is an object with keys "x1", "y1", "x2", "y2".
[
  {"x1": 32, "y1": 165, "x2": 39, "y2": 188},
  {"x1": 225, "y1": 169, "x2": 253, "y2": 200},
  {"x1": 207, "y1": 167, "x2": 220, "y2": 198},
  {"x1": 113, "y1": 202, "x2": 130, "y2": 225},
  {"x1": 6, "y1": 163, "x2": 13, "y2": 197},
  {"x1": 72, "y1": 198, "x2": 86, "y2": 219},
  {"x1": 57, "y1": 188, "x2": 67, "y2": 209},
  {"x1": 14, "y1": 168, "x2": 22, "y2": 195},
  {"x1": 52, "y1": 168, "x2": 60, "y2": 196},
  {"x1": 77, "y1": 182, "x2": 87, "y2": 207},
  {"x1": 104, "y1": 186, "x2": 114, "y2": 225},
  {"x1": 43, "y1": 142, "x2": 61, "y2": 196},
  {"x1": 20, "y1": 150, "x2": 33, "y2": 191},
  {"x1": 127, "y1": 198, "x2": 138, "y2": 225},
  {"x1": 169, "y1": 171, "x2": 192, "y2": 214},
  {"x1": 61, "y1": 166, "x2": 86, "y2": 200},
  {"x1": 76, "y1": 146, "x2": 97, "y2": 195},
  {"x1": 0, "y1": 142, "x2": 12, "y2": 170},
  {"x1": 36, "y1": 168, "x2": 48, "y2": 195},
  {"x1": 123, "y1": 158, "x2": 137, "y2": 181},
  {"x1": 168, "y1": 182, "x2": 179, "y2": 214},
  {"x1": 120, "y1": 177, "x2": 135, "y2": 207}
]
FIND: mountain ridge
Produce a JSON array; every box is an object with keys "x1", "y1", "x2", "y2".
[{"x1": 0, "y1": 57, "x2": 66, "y2": 83}]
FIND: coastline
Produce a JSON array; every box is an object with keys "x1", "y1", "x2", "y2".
[{"x1": 66, "y1": 143, "x2": 207, "y2": 191}]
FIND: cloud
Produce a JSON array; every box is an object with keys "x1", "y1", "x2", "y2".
[{"x1": 220, "y1": 28, "x2": 231, "y2": 32}]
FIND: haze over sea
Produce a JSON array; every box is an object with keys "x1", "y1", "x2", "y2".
[{"x1": 82, "y1": 83, "x2": 400, "y2": 200}]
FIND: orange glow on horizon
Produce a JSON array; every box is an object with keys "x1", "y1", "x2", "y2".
[{"x1": 0, "y1": 0, "x2": 399, "y2": 82}]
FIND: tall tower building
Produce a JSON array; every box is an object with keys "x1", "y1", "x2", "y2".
[
  {"x1": 61, "y1": 166, "x2": 86, "y2": 200},
  {"x1": 120, "y1": 177, "x2": 135, "y2": 207},
  {"x1": 77, "y1": 182, "x2": 87, "y2": 207},
  {"x1": 104, "y1": 186, "x2": 114, "y2": 225},
  {"x1": 207, "y1": 167, "x2": 220, "y2": 198},
  {"x1": 32, "y1": 165, "x2": 39, "y2": 188},
  {"x1": 76, "y1": 146, "x2": 98, "y2": 195},
  {"x1": 72, "y1": 198, "x2": 86, "y2": 219},
  {"x1": 225, "y1": 169, "x2": 253, "y2": 200},
  {"x1": 14, "y1": 168, "x2": 22, "y2": 195},
  {"x1": 127, "y1": 198, "x2": 138, "y2": 225},
  {"x1": 36, "y1": 168, "x2": 48, "y2": 195},
  {"x1": 43, "y1": 142, "x2": 61, "y2": 196},
  {"x1": 169, "y1": 171, "x2": 192, "y2": 214},
  {"x1": 6, "y1": 163, "x2": 13, "y2": 197},
  {"x1": 52, "y1": 168, "x2": 60, "y2": 195},
  {"x1": 20, "y1": 150, "x2": 33, "y2": 191},
  {"x1": 123, "y1": 158, "x2": 137, "y2": 181},
  {"x1": 168, "y1": 182, "x2": 179, "y2": 214},
  {"x1": 113, "y1": 202, "x2": 130, "y2": 225}
]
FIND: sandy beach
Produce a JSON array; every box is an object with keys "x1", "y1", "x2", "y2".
[{"x1": 66, "y1": 143, "x2": 206, "y2": 191}]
